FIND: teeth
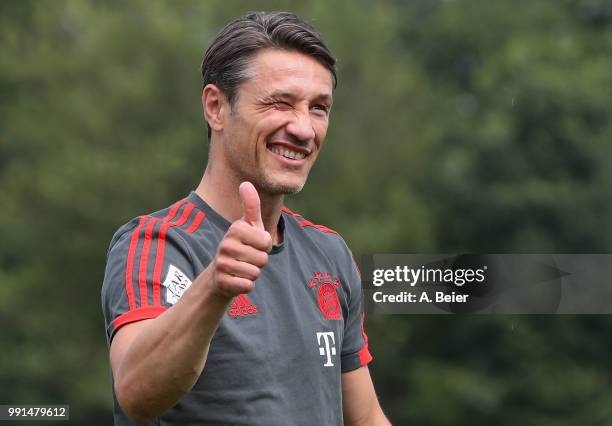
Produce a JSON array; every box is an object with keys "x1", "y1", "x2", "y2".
[{"x1": 270, "y1": 146, "x2": 305, "y2": 160}]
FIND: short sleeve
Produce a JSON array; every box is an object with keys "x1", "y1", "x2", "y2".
[
  {"x1": 101, "y1": 215, "x2": 196, "y2": 345},
  {"x1": 338, "y1": 241, "x2": 373, "y2": 373}
]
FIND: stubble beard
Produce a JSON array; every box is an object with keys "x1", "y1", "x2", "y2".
[
  {"x1": 224, "y1": 144, "x2": 307, "y2": 195},
  {"x1": 249, "y1": 167, "x2": 307, "y2": 195},
  {"x1": 222, "y1": 120, "x2": 310, "y2": 195}
]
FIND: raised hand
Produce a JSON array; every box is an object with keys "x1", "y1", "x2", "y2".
[{"x1": 211, "y1": 182, "x2": 273, "y2": 297}]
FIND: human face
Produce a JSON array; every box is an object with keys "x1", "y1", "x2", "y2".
[{"x1": 220, "y1": 49, "x2": 333, "y2": 195}]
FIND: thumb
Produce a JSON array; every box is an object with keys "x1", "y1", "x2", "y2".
[{"x1": 239, "y1": 181, "x2": 264, "y2": 229}]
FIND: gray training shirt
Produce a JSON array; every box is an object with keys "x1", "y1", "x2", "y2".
[{"x1": 101, "y1": 191, "x2": 372, "y2": 425}]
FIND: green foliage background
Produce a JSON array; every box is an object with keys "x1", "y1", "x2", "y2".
[{"x1": 2, "y1": 0, "x2": 612, "y2": 424}]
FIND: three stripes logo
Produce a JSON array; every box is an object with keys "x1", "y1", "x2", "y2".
[{"x1": 229, "y1": 294, "x2": 259, "y2": 318}]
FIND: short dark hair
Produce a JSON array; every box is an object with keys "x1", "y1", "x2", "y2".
[{"x1": 201, "y1": 11, "x2": 337, "y2": 138}]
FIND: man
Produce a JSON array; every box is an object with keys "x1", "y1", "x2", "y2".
[{"x1": 101, "y1": 11, "x2": 389, "y2": 425}]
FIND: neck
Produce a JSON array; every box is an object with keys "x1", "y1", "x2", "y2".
[{"x1": 195, "y1": 165, "x2": 285, "y2": 245}]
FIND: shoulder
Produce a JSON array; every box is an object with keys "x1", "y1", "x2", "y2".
[
  {"x1": 282, "y1": 206, "x2": 353, "y2": 260},
  {"x1": 107, "y1": 197, "x2": 208, "y2": 256},
  {"x1": 282, "y1": 205, "x2": 341, "y2": 242},
  {"x1": 282, "y1": 206, "x2": 340, "y2": 236}
]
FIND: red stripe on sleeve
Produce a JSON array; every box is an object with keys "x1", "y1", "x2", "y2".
[
  {"x1": 283, "y1": 207, "x2": 339, "y2": 234},
  {"x1": 166, "y1": 199, "x2": 188, "y2": 222},
  {"x1": 151, "y1": 202, "x2": 196, "y2": 306},
  {"x1": 113, "y1": 306, "x2": 167, "y2": 334},
  {"x1": 359, "y1": 295, "x2": 373, "y2": 366},
  {"x1": 186, "y1": 210, "x2": 205, "y2": 233},
  {"x1": 282, "y1": 206, "x2": 301, "y2": 217},
  {"x1": 138, "y1": 218, "x2": 162, "y2": 307},
  {"x1": 297, "y1": 220, "x2": 339, "y2": 235},
  {"x1": 358, "y1": 344, "x2": 373, "y2": 366},
  {"x1": 355, "y1": 253, "x2": 372, "y2": 366},
  {"x1": 125, "y1": 216, "x2": 148, "y2": 311}
]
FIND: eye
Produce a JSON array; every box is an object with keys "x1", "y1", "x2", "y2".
[
  {"x1": 312, "y1": 104, "x2": 330, "y2": 115},
  {"x1": 272, "y1": 101, "x2": 292, "y2": 110}
]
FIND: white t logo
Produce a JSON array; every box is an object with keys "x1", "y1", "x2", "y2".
[{"x1": 316, "y1": 331, "x2": 336, "y2": 367}]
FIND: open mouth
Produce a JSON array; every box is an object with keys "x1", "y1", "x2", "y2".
[{"x1": 266, "y1": 144, "x2": 311, "y2": 161}]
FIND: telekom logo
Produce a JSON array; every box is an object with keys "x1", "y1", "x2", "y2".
[{"x1": 316, "y1": 331, "x2": 336, "y2": 367}]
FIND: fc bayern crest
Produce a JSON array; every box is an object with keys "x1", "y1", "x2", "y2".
[{"x1": 307, "y1": 272, "x2": 342, "y2": 320}]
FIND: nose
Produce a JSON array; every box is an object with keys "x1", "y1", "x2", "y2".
[{"x1": 285, "y1": 111, "x2": 315, "y2": 143}]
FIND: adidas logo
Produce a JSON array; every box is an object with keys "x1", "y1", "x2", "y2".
[{"x1": 229, "y1": 294, "x2": 259, "y2": 317}]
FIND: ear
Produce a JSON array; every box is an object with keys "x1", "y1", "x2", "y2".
[{"x1": 202, "y1": 84, "x2": 228, "y2": 133}]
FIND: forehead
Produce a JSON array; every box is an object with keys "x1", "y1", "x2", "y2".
[{"x1": 242, "y1": 49, "x2": 334, "y2": 99}]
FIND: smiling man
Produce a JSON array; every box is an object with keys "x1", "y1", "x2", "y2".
[{"x1": 101, "y1": 11, "x2": 389, "y2": 425}]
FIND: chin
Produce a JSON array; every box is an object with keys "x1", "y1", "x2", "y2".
[{"x1": 259, "y1": 177, "x2": 306, "y2": 195}]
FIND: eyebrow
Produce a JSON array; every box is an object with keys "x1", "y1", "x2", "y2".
[{"x1": 266, "y1": 90, "x2": 333, "y2": 104}]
